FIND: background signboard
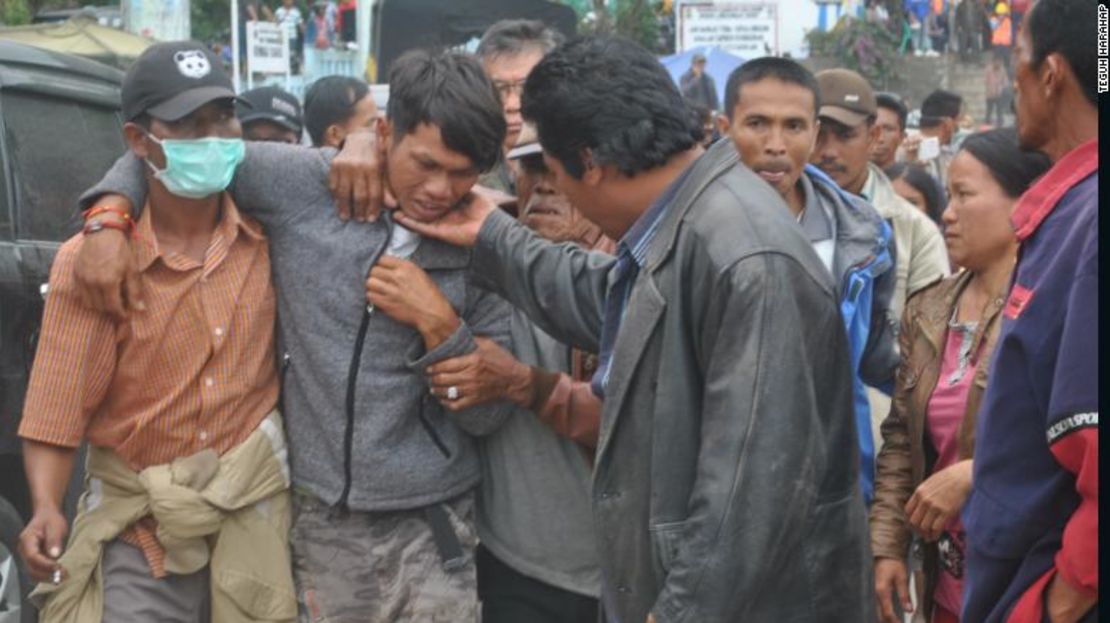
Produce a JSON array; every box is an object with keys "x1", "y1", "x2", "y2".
[
  {"x1": 246, "y1": 21, "x2": 290, "y2": 75},
  {"x1": 676, "y1": 2, "x2": 779, "y2": 57},
  {"x1": 122, "y1": 0, "x2": 189, "y2": 41}
]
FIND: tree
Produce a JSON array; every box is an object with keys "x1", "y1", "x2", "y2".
[
  {"x1": 191, "y1": 0, "x2": 231, "y2": 43},
  {"x1": 1, "y1": 0, "x2": 32, "y2": 25},
  {"x1": 572, "y1": 0, "x2": 667, "y2": 53}
]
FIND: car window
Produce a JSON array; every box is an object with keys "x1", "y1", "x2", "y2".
[{"x1": 4, "y1": 90, "x2": 124, "y2": 243}]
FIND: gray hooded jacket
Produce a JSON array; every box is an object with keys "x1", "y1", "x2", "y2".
[{"x1": 80, "y1": 144, "x2": 513, "y2": 511}]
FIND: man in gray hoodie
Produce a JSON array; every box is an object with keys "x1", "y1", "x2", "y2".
[{"x1": 72, "y1": 49, "x2": 512, "y2": 621}]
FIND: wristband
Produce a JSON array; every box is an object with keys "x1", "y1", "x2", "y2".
[
  {"x1": 82, "y1": 203, "x2": 130, "y2": 221},
  {"x1": 83, "y1": 218, "x2": 132, "y2": 236}
]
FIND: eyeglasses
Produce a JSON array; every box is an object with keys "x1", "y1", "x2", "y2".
[{"x1": 492, "y1": 79, "x2": 526, "y2": 99}]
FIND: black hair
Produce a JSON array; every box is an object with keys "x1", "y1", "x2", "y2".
[
  {"x1": 875, "y1": 92, "x2": 908, "y2": 131},
  {"x1": 476, "y1": 19, "x2": 564, "y2": 61},
  {"x1": 723, "y1": 56, "x2": 820, "y2": 120},
  {"x1": 521, "y1": 35, "x2": 700, "y2": 179},
  {"x1": 387, "y1": 49, "x2": 505, "y2": 173},
  {"x1": 919, "y1": 89, "x2": 962, "y2": 127},
  {"x1": 1026, "y1": 0, "x2": 1097, "y2": 106},
  {"x1": 958, "y1": 128, "x2": 1052, "y2": 199},
  {"x1": 886, "y1": 162, "x2": 945, "y2": 225},
  {"x1": 687, "y1": 102, "x2": 712, "y2": 144},
  {"x1": 690, "y1": 102, "x2": 713, "y2": 124},
  {"x1": 132, "y1": 112, "x2": 152, "y2": 130},
  {"x1": 304, "y1": 76, "x2": 370, "y2": 146}
]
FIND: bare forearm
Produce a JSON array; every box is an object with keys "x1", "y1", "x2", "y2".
[
  {"x1": 23, "y1": 440, "x2": 77, "y2": 513},
  {"x1": 530, "y1": 370, "x2": 601, "y2": 449}
]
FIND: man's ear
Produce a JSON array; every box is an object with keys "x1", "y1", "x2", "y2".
[
  {"x1": 1042, "y1": 53, "x2": 1066, "y2": 100},
  {"x1": 808, "y1": 118, "x2": 822, "y2": 154},
  {"x1": 716, "y1": 113, "x2": 732, "y2": 136},
  {"x1": 123, "y1": 123, "x2": 151, "y2": 159},
  {"x1": 325, "y1": 124, "x2": 346, "y2": 149},
  {"x1": 376, "y1": 118, "x2": 393, "y2": 156},
  {"x1": 580, "y1": 148, "x2": 603, "y2": 187}
]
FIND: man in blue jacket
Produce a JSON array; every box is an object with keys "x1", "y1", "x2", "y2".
[
  {"x1": 717, "y1": 57, "x2": 898, "y2": 504},
  {"x1": 963, "y1": 1, "x2": 1099, "y2": 620}
]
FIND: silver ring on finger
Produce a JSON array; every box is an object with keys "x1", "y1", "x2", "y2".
[{"x1": 447, "y1": 386, "x2": 460, "y2": 401}]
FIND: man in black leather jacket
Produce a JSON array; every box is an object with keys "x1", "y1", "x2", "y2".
[{"x1": 398, "y1": 36, "x2": 873, "y2": 622}]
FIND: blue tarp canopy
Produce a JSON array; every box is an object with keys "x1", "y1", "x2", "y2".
[{"x1": 659, "y1": 46, "x2": 746, "y2": 111}]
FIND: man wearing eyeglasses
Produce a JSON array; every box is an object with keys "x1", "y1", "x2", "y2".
[{"x1": 474, "y1": 19, "x2": 564, "y2": 197}]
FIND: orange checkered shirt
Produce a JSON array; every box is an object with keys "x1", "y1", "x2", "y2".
[{"x1": 19, "y1": 194, "x2": 279, "y2": 577}]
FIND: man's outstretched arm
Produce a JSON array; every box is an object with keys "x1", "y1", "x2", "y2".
[
  {"x1": 72, "y1": 133, "x2": 384, "y2": 319},
  {"x1": 425, "y1": 339, "x2": 602, "y2": 449},
  {"x1": 398, "y1": 203, "x2": 614, "y2": 352}
]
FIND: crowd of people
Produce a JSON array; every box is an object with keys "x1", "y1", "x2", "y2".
[
  {"x1": 240, "y1": 0, "x2": 357, "y2": 76},
  {"x1": 13, "y1": 0, "x2": 1097, "y2": 621},
  {"x1": 860, "y1": 0, "x2": 1025, "y2": 61}
]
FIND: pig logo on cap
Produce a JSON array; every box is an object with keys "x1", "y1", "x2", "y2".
[{"x1": 173, "y1": 50, "x2": 211, "y2": 79}]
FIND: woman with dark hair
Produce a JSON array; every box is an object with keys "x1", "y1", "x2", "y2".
[
  {"x1": 303, "y1": 75, "x2": 376, "y2": 147},
  {"x1": 870, "y1": 129, "x2": 1050, "y2": 623},
  {"x1": 888, "y1": 161, "x2": 945, "y2": 227}
]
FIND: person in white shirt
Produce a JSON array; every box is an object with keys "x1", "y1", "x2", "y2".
[{"x1": 274, "y1": 0, "x2": 304, "y2": 72}]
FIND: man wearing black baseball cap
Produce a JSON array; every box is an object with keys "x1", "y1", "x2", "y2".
[
  {"x1": 72, "y1": 47, "x2": 514, "y2": 620},
  {"x1": 18, "y1": 40, "x2": 297, "y2": 621},
  {"x1": 237, "y1": 85, "x2": 304, "y2": 144}
]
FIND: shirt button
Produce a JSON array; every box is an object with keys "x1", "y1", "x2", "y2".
[
  {"x1": 198, "y1": 430, "x2": 209, "y2": 442},
  {"x1": 205, "y1": 377, "x2": 214, "y2": 387},
  {"x1": 214, "y1": 327, "x2": 224, "y2": 337}
]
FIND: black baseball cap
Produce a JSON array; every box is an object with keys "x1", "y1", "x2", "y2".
[
  {"x1": 236, "y1": 86, "x2": 304, "y2": 134},
  {"x1": 122, "y1": 41, "x2": 243, "y2": 122}
]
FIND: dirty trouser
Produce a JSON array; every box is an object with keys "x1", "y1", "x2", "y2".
[
  {"x1": 291, "y1": 490, "x2": 479, "y2": 623},
  {"x1": 101, "y1": 539, "x2": 210, "y2": 623}
]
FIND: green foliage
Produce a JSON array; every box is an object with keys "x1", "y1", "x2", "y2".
[
  {"x1": 806, "y1": 15, "x2": 901, "y2": 87},
  {"x1": 191, "y1": 0, "x2": 231, "y2": 44},
  {"x1": 1, "y1": 0, "x2": 32, "y2": 25},
  {"x1": 615, "y1": 0, "x2": 661, "y2": 52},
  {"x1": 571, "y1": 0, "x2": 668, "y2": 54}
]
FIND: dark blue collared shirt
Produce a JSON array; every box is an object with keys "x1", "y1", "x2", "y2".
[{"x1": 590, "y1": 164, "x2": 695, "y2": 398}]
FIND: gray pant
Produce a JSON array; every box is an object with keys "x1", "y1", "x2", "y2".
[
  {"x1": 101, "y1": 540, "x2": 210, "y2": 623},
  {"x1": 291, "y1": 491, "x2": 479, "y2": 623}
]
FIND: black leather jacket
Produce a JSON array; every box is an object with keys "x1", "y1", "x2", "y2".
[{"x1": 471, "y1": 139, "x2": 873, "y2": 622}]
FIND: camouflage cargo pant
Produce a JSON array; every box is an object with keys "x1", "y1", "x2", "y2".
[{"x1": 291, "y1": 490, "x2": 479, "y2": 623}]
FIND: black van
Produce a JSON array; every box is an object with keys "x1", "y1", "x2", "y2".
[{"x1": 0, "y1": 41, "x2": 126, "y2": 622}]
